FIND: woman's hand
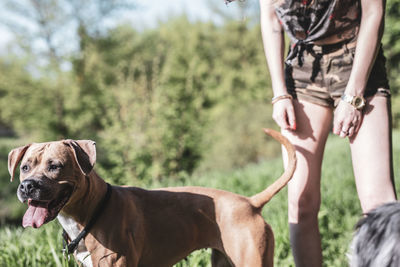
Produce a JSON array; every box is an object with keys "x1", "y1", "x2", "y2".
[
  {"x1": 272, "y1": 99, "x2": 297, "y2": 130},
  {"x1": 333, "y1": 101, "x2": 363, "y2": 138}
]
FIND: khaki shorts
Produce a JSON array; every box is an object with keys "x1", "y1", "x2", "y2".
[{"x1": 284, "y1": 41, "x2": 390, "y2": 107}]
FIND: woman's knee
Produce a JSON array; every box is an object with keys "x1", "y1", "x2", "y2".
[
  {"x1": 359, "y1": 192, "x2": 396, "y2": 213},
  {"x1": 288, "y1": 191, "x2": 321, "y2": 223}
]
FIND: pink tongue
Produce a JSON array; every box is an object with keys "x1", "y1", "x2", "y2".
[{"x1": 22, "y1": 204, "x2": 49, "y2": 228}]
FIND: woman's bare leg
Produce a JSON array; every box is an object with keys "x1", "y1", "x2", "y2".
[
  {"x1": 350, "y1": 95, "x2": 396, "y2": 213},
  {"x1": 283, "y1": 100, "x2": 333, "y2": 267}
]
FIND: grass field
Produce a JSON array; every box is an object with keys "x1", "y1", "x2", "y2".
[{"x1": 1, "y1": 132, "x2": 399, "y2": 267}]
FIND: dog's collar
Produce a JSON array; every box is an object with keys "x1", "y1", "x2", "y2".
[{"x1": 62, "y1": 183, "x2": 112, "y2": 255}]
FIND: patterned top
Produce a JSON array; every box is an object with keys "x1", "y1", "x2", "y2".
[{"x1": 274, "y1": 0, "x2": 361, "y2": 45}]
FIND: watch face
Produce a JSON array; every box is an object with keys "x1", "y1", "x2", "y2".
[{"x1": 353, "y1": 97, "x2": 365, "y2": 109}]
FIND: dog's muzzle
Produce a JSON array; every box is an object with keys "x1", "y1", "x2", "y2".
[{"x1": 17, "y1": 178, "x2": 74, "y2": 229}]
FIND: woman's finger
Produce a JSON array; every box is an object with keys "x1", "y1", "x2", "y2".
[
  {"x1": 286, "y1": 104, "x2": 297, "y2": 130},
  {"x1": 347, "y1": 126, "x2": 355, "y2": 137}
]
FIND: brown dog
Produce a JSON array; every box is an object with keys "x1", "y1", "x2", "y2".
[{"x1": 8, "y1": 128, "x2": 296, "y2": 267}]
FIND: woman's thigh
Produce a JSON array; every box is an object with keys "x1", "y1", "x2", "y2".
[
  {"x1": 350, "y1": 95, "x2": 396, "y2": 212},
  {"x1": 283, "y1": 100, "x2": 333, "y2": 223}
]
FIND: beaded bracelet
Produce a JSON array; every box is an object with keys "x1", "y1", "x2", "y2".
[{"x1": 271, "y1": 94, "x2": 293, "y2": 104}]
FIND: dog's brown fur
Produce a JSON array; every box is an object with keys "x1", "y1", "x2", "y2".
[{"x1": 8, "y1": 129, "x2": 296, "y2": 267}]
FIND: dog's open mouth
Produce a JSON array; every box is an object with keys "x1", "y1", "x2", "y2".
[{"x1": 22, "y1": 189, "x2": 72, "y2": 229}]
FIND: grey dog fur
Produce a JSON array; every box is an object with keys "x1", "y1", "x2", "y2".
[{"x1": 350, "y1": 202, "x2": 400, "y2": 267}]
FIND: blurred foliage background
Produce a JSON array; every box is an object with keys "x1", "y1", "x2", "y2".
[
  {"x1": 0, "y1": 0, "x2": 400, "y2": 221},
  {"x1": 1, "y1": 0, "x2": 400, "y2": 265},
  {"x1": 0, "y1": 0, "x2": 276, "y2": 186}
]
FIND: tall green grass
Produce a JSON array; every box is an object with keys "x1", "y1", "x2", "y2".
[
  {"x1": 0, "y1": 221, "x2": 74, "y2": 267},
  {"x1": 1, "y1": 132, "x2": 399, "y2": 266}
]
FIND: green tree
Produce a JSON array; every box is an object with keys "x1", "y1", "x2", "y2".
[{"x1": 0, "y1": 0, "x2": 135, "y2": 139}]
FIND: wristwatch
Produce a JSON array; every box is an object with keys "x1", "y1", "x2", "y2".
[{"x1": 341, "y1": 93, "x2": 366, "y2": 110}]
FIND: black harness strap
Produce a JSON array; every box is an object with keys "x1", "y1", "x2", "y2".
[{"x1": 62, "y1": 183, "x2": 112, "y2": 255}]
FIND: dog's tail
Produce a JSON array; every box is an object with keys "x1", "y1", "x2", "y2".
[{"x1": 250, "y1": 128, "x2": 296, "y2": 209}]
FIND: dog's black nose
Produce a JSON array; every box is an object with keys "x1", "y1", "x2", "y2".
[{"x1": 19, "y1": 179, "x2": 40, "y2": 195}]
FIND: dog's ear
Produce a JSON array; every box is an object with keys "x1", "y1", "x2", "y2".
[
  {"x1": 8, "y1": 145, "x2": 31, "y2": 182},
  {"x1": 64, "y1": 140, "x2": 96, "y2": 175}
]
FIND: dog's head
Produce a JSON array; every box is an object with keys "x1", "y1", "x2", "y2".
[{"x1": 8, "y1": 140, "x2": 96, "y2": 228}]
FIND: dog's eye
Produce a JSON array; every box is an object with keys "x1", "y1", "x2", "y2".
[
  {"x1": 21, "y1": 165, "x2": 30, "y2": 172},
  {"x1": 48, "y1": 164, "x2": 62, "y2": 172}
]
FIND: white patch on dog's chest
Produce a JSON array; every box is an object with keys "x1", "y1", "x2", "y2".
[{"x1": 57, "y1": 214, "x2": 93, "y2": 267}]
